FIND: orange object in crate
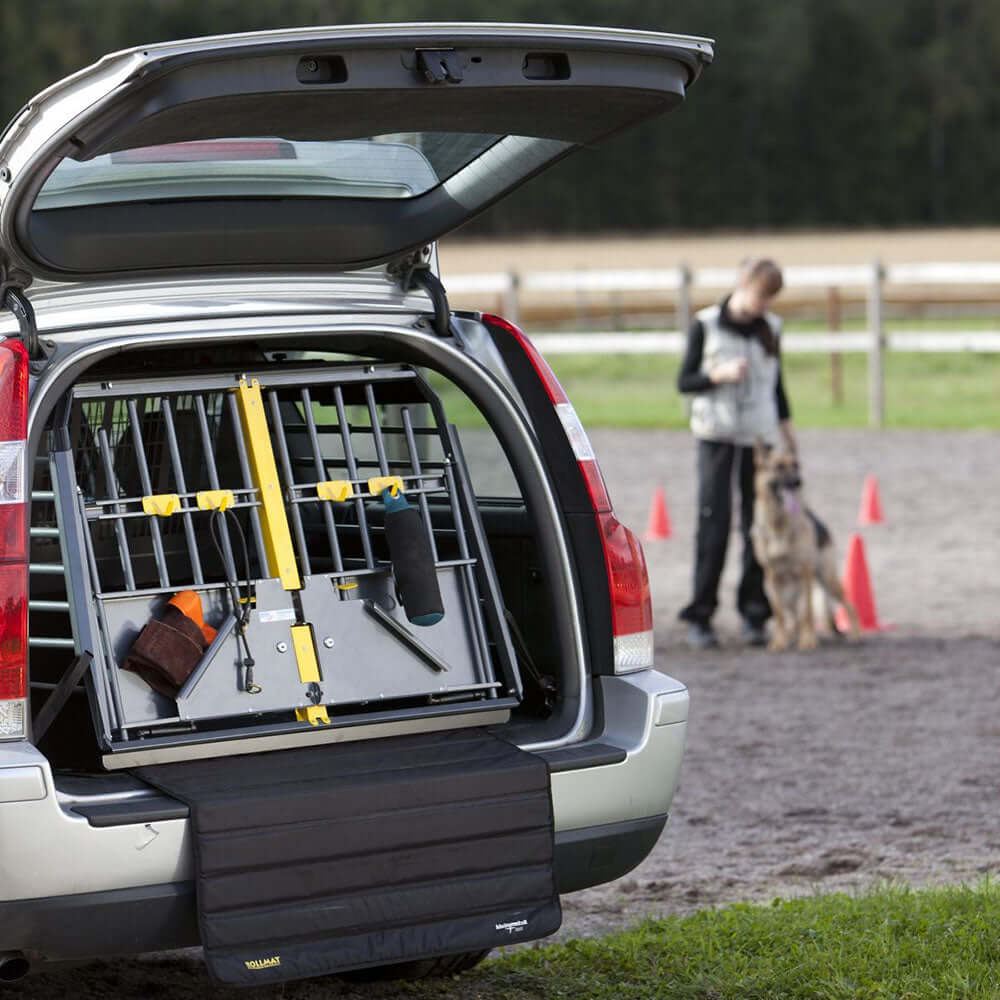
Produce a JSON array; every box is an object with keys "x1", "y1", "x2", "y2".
[{"x1": 168, "y1": 590, "x2": 217, "y2": 643}]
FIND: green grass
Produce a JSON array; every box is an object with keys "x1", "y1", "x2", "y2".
[
  {"x1": 531, "y1": 352, "x2": 1000, "y2": 429},
  {"x1": 412, "y1": 884, "x2": 1000, "y2": 999}
]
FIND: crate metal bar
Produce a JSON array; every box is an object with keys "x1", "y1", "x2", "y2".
[
  {"x1": 77, "y1": 488, "x2": 129, "y2": 738},
  {"x1": 442, "y1": 456, "x2": 490, "y2": 692},
  {"x1": 174, "y1": 614, "x2": 238, "y2": 701},
  {"x1": 446, "y1": 427, "x2": 523, "y2": 701},
  {"x1": 268, "y1": 389, "x2": 312, "y2": 577},
  {"x1": 29, "y1": 562, "x2": 66, "y2": 575},
  {"x1": 333, "y1": 384, "x2": 375, "y2": 570},
  {"x1": 71, "y1": 364, "x2": 418, "y2": 400},
  {"x1": 50, "y1": 444, "x2": 114, "y2": 747},
  {"x1": 161, "y1": 398, "x2": 205, "y2": 585},
  {"x1": 364, "y1": 382, "x2": 391, "y2": 477},
  {"x1": 300, "y1": 388, "x2": 344, "y2": 576},
  {"x1": 29, "y1": 636, "x2": 76, "y2": 649},
  {"x1": 400, "y1": 407, "x2": 440, "y2": 565},
  {"x1": 95, "y1": 427, "x2": 136, "y2": 592},
  {"x1": 31, "y1": 490, "x2": 55, "y2": 500},
  {"x1": 96, "y1": 580, "x2": 237, "y2": 601},
  {"x1": 225, "y1": 392, "x2": 269, "y2": 575},
  {"x1": 29, "y1": 600, "x2": 70, "y2": 612},
  {"x1": 194, "y1": 394, "x2": 237, "y2": 580},
  {"x1": 126, "y1": 399, "x2": 170, "y2": 589},
  {"x1": 29, "y1": 526, "x2": 60, "y2": 538},
  {"x1": 89, "y1": 487, "x2": 258, "y2": 509}
]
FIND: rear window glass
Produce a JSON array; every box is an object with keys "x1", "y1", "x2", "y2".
[{"x1": 35, "y1": 133, "x2": 502, "y2": 208}]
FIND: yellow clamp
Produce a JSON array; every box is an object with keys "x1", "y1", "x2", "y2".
[
  {"x1": 142, "y1": 493, "x2": 180, "y2": 517},
  {"x1": 196, "y1": 489, "x2": 235, "y2": 512},
  {"x1": 317, "y1": 480, "x2": 354, "y2": 503},
  {"x1": 291, "y1": 624, "x2": 330, "y2": 726},
  {"x1": 368, "y1": 475, "x2": 404, "y2": 497}
]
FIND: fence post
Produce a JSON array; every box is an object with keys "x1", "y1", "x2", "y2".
[
  {"x1": 677, "y1": 263, "x2": 692, "y2": 333},
  {"x1": 867, "y1": 258, "x2": 886, "y2": 428},
  {"x1": 827, "y1": 286, "x2": 843, "y2": 407},
  {"x1": 502, "y1": 270, "x2": 521, "y2": 327}
]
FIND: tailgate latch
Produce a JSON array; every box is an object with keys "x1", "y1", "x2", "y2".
[{"x1": 416, "y1": 49, "x2": 464, "y2": 84}]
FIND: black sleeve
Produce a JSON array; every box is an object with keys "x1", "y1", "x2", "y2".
[
  {"x1": 775, "y1": 338, "x2": 791, "y2": 420},
  {"x1": 676, "y1": 319, "x2": 716, "y2": 393}
]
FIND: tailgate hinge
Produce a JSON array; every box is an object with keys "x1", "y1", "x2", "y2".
[
  {"x1": 0, "y1": 255, "x2": 40, "y2": 359},
  {"x1": 390, "y1": 246, "x2": 451, "y2": 338},
  {"x1": 416, "y1": 49, "x2": 464, "y2": 84}
]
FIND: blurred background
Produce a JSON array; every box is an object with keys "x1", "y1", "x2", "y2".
[{"x1": 3, "y1": 0, "x2": 997, "y2": 431}]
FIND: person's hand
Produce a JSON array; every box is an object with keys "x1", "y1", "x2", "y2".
[
  {"x1": 709, "y1": 359, "x2": 749, "y2": 384},
  {"x1": 779, "y1": 419, "x2": 797, "y2": 456}
]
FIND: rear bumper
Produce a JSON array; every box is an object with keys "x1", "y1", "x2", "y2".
[
  {"x1": 0, "y1": 670, "x2": 687, "y2": 961},
  {"x1": 0, "y1": 815, "x2": 668, "y2": 961}
]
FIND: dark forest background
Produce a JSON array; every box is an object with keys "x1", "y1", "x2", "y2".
[{"x1": 1, "y1": 0, "x2": 996, "y2": 234}]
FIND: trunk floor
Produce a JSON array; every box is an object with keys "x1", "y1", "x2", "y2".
[{"x1": 133, "y1": 728, "x2": 560, "y2": 986}]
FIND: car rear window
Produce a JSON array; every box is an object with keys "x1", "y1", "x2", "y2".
[{"x1": 35, "y1": 133, "x2": 503, "y2": 208}]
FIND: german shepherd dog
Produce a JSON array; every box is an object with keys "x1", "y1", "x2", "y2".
[{"x1": 750, "y1": 444, "x2": 860, "y2": 651}]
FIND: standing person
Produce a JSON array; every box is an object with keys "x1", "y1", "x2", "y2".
[{"x1": 676, "y1": 258, "x2": 797, "y2": 649}]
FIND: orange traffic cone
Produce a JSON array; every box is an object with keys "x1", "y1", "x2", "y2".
[
  {"x1": 644, "y1": 487, "x2": 672, "y2": 541},
  {"x1": 858, "y1": 474, "x2": 884, "y2": 525},
  {"x1": 836, "y1": 533, "x2": 882, "y2": 632}
]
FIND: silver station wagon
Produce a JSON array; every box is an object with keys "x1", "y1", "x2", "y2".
[{"x1": 0, "y1": 22, "x2": 711, "y2": 987}]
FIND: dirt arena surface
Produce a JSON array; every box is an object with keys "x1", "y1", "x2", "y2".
[{"x1": 11, "y1": 429, "x2": 999, "y2": 997}]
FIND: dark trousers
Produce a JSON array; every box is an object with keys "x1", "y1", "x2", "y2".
[{"x1": 679, "y1": 439, "x2": 771, "y2": 627}]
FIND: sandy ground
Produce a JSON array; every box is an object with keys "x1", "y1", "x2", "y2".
[
  {"x1": 12, "y1": 429, "x2": 1000, "y2": 996},
  {"x1": 440, "y1": 227, "x2": 1000, "y2": 274},
  {"x1": 558, "y1": 427, "x2": 1000, "y2": 939}
]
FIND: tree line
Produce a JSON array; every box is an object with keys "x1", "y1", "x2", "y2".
[{"x1": 1, "y1": 0, "x2": 996, "y2": 234}]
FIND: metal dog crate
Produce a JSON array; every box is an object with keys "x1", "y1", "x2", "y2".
[{"x1": 45, "y1": 363, "x2": 521, "y2": 764}]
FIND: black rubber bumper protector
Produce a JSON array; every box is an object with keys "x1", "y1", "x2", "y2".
[
  {"x1": 0, "y1": 815, "x2": 665, "y2": 963},
  {"x1": 133, "y1": 729, "x2": 561, "y2": 986}
]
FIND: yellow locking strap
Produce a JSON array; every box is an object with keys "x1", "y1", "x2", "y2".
[
  {"x1": 196, "y1": 489, "x2": 235, "y2": 512},
  {"x1": 317, "y1": 480, "x2": 354, "y2": 503},
  {"x1": 142, "y1": 493, "x2": 181, "y2": 517},
  {"x1": 234, "y1": 378, "x2": 301, "y2": 591},
  {"x1": 368, "y1": 475, "x2": 404, "y2": 497},
  {"x1": 290, "y1": 624, "x2": 329, "y2": 726}
]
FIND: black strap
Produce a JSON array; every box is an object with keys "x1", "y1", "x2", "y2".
[
  {"x1": 32, "y1": 650, "x2": 93, "y2": 744},
  {"x1": 209, "y1": 509, "x2": 260, "y2": 694}
]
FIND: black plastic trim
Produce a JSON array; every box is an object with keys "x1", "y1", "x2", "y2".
[
  {"x1": 554, "y1": 814, "x2": 667, "y2": 893},
  {"x1": 538, "y1": 741, "x2": 627, "y2": 773},
  {"x1": 0, "y1": 882, "x2": 199, "y2": 960},
  {"x1": 70, "y1": 794, "x2": 190, "y2": 827},
  {"x1": 483, "y1": 317, "x2": 615, "y2": 675}
]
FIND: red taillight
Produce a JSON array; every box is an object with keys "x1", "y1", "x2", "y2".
[
  {"x1": 598, "y1": 513, "x2": 655, "y2": 670},
  {"x1": 484, "y1": 315, "x2": 653, "y2": 672},
  {"x1": 482, "y1": 314, "x2": 612, "y2": 512},
  {"x1": 0, "y1": 339, "x2": 28, "y2": 739}
]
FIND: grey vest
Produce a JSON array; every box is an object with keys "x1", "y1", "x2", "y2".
[{"x1": 689, "y1": 304, "x2": 781, "y2": 446}]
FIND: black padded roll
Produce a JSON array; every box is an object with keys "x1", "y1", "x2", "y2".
[{"x1": 383, "y1": 506, "x2": 444, "y2": 626}]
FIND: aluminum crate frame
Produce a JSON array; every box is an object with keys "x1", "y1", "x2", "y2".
[{"x1": 46, "y1": 363, "x2": 521, "y2": 766}]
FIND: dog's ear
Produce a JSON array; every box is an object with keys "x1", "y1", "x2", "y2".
[{"x1": 753, "y1": 438, "x2": 773, "y2": 468}]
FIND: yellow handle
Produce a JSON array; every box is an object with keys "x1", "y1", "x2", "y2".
[
  {"x1": 367, "y1": 475, "x2": 404, "y2": 497},
  {"x1": 196, "y1": 489, "x2": 235, "y2": 512},
  {"x1": 317, "y1": 480, "x2": 354, "y2": 503},
  {"x1": 142, "y1": 493, "x2": 180, "y2": 517}
]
